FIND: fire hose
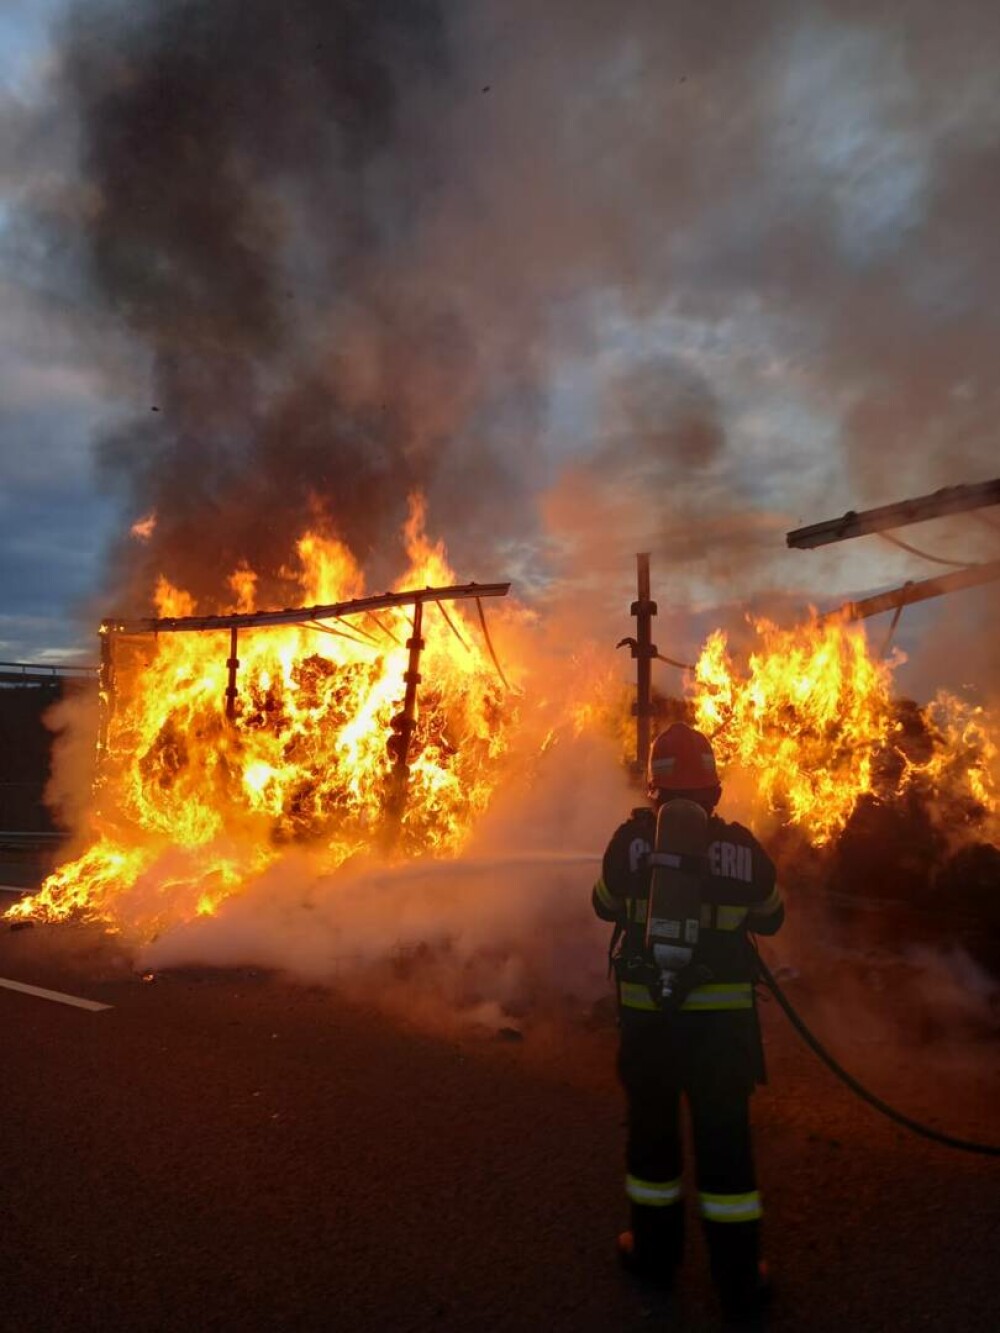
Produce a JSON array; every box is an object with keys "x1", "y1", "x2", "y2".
[{"x1": 754, "y1": 949, "x2": 1000, "y2": 1157}]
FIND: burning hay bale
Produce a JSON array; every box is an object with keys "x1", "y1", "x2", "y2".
[
  {"x1": 679, "y1": 617, "x2": 998, "y2": 971},
  {"x1": 688, "y1": 618, "x2": 996, "y2": 850},
  {"x1": 5, "y1": 501, "x2": 525, "y2": 938},
  {"x1": 927, "y1": 843, "x2": 1000, "y2": 974},
  {"x1": 828, "y1": 696, "x2": 999, "y2": 931},
  {"x1": 6, "y1": 578, "x2": 997, "y2": 988},
  {"x1": 829, "y1": 789, "x2": 947, "y2": 907}
]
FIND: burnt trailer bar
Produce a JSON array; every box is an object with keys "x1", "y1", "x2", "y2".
[
  {"x1": 786, "y1": 479, "x2": 1000, "y2": 549},
  {"x1": 822, "y1": 558, "x2": 1000, "y2": 625},
  {"x1": 619, "y1": 479, "x2": 1000, "y2": 769},
  {"x1": 630, "y1": 553, "x2": 657, "y2": 776},
  {"x1": 788, "y1": 477, "x2": 1000, "y2": 651},
  {"x1": 99, "y1": 580, "x2": 511, "y2": 835}
]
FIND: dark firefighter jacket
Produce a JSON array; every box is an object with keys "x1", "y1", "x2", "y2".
[{"x1": 593, "y1": 806, "x2": 784, "y2": 1014}]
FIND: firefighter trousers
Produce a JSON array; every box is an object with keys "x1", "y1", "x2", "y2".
[{"x1": 617, "y1": 1008, "x2": 763, "y2": 1300}]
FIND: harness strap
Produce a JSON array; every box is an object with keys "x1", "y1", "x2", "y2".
[{"x1": 607, "y1": 919, "x2": 624, "y2": 979}]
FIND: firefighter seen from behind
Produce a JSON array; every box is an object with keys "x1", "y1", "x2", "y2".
[{"x1": 592, "y1": 721, "x2": 784, "y2": 1323}]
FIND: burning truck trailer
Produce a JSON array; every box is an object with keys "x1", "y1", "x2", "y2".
[
  {"x1": 94, "y1": 577, "x2": 512, "y2": 837},
  {"x1": 5, "y1": 510, "x2": 527, "y2": 942},
  {"x1": 4, "y1": 504, "x2": 998, "y2": 989}
]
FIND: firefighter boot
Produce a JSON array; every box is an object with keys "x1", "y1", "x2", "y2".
[
  {"x1": 705, "y1": 1219, "x2": 770, "y2": 1323},
  {"x1": 719, "y1": 1261, "x2": 773, "y2": 1325},
  {"x1": 617, "y1": 1202, "x2": 683, "y2": 1290}
]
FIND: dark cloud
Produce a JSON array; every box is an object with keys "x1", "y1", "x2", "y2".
[{"x1": 0, "y1": 472, "x2": 113, "y2": 661}]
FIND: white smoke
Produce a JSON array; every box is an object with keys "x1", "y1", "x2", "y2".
[{"x1": 137, "y1": 729, "x2": 630, "y2": 1032}]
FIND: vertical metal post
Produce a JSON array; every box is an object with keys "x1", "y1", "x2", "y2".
[
  {"x1": 225, "y1": 625, "x2": 240, "y2": 721},
  {"x1": 386, "y1": 600, "x2": 425, "y2": 834},
  {"x1": 97, "y1": 625, "x2": 116, "y2": 763},
  {"x1": 630, "y1": 553, "x2": 658, "y2": 776}
]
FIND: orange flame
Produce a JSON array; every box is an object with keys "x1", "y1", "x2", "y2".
[
  {"x1": 9, "y1": 537, "x2": 996, "y2": 940},
  {"x1": 130, "y1": 511, "x2": 157, "y2": 541},
  {"x1": 689, "y1": 616, "x2": 997, "y2": 847},
  {"x1": 10, "y1": 497, "x2": 524, "y2": 938}
]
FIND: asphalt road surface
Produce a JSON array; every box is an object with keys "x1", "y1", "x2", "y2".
[{"x1": 1, "y1": 914, "x2": 997, "y2": 1333}]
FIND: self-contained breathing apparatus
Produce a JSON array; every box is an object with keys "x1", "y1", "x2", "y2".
[{"x1": 612, "y1": 797, "x2": 714, "y2": 1010}]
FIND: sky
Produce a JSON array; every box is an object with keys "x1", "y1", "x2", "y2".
[
  {"x1": 0, "y1": 0, "x2": 997, "y2": 700},
  {"x1": 0, "y1": 0, "x2": 120, "y2": 664}
]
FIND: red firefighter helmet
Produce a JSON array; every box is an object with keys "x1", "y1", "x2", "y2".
[{"x1": 647, "y1": 722, "x2": 719, "y2": 793}]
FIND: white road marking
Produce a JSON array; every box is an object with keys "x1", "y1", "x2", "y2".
[{"x1": 0, "y1": 977, "x2": 111, "y2": 1012}]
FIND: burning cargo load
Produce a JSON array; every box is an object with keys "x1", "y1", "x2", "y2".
[
  {"x1": 9, "y1": 499, "x2": 523, "y2": 937},
  {"x1": 7, "y1": 546, "x2": 997, "y2": 951},
  {"x1": 11, "y1": 0, "x2": 994, "y2": 978},
  {"x1": 691, "y1": 616, "x2": 998, "y2": 852},
  {"x1": 688, "y1": 616, "x2": 999, "y2": 970}
]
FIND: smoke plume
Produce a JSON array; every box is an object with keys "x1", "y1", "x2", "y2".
[
  {"x1": 138, "y1": 729, "x2": 629, "y2": 1032},
  {"x1": 16, "y1": 0, "x2": 990, "y2": 644}
]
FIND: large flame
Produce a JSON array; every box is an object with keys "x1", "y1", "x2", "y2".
[
  {"x1": 8, "y1": 542, "x2": 997, "y2": 941},
  {"x1": 10, "y1": 497, "x2": 523, "y2": 937},
  {"x1": 689, "y1": 616, "x2": 998, "y2": 847}
]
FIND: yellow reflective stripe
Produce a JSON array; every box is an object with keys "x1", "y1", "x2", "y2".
[
  {"x1": 698, "y1": 1190, "x2": 762, "y2": 1223},
  {"x1": 619, "y1": 981, "x2": 754, "y2": 1012},
  {"x1": 630, "y1": 897, "x2": 648, "y2": 924},
  {"x1": 680, "y1": 983, "x2": 753, "y2": 1011},
  {"x1": 620, "y1": 981, "x2": 658, "y2": 1011},
  {"x1": 750, "y1": 885, "x2": 782, "y2": 917},
  {"x1": 713, "y1": 905, "x2": 748, "y2": 931},
  {"x1": 698, "y1": 904, "x2": 750, "y2": 931},
  {"x1": 626, "y1": 1174, "x2": 682, "y2": 1206},
  {"x1": 593, "y1": 877, "x2": 620, "y2": 912}
]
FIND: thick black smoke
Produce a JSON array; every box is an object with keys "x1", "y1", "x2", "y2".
[{"x1": 61, "y1": 0, "x2": 529, "y2": 607}]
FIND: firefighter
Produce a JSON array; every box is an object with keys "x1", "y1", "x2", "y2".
[{"x1": 592, "y1": 721, "x2": 784, "y2": 1323}]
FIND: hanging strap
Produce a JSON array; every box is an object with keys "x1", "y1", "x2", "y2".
[
  {"x1": 365, "y1": 611, "x2": 403, "y2": 646},
  {"x1": 880, "y1": 602, "x2": 905, "y2": 658},
  {"x1": 475, "y1": 597, "x2": 510, "y2": 689},
  {"x1": 434, "y1": 598, "x2": 471, "y2": 651},
  {"x1": 307, "y1": 620, "x2": 377, "y2": 649},
  {"x1": 877, "y1": 530, "x2": 972, "y2": 568}
]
